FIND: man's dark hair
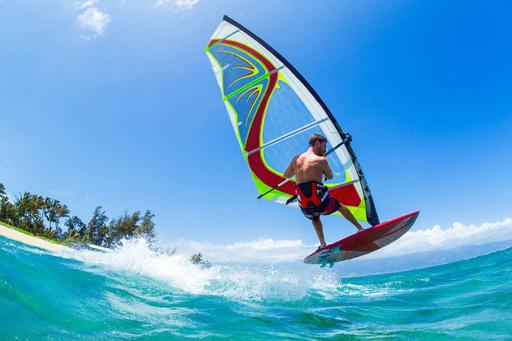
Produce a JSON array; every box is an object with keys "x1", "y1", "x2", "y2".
[{"x1": 309, "y1": 134, "x2": 327, "y2": 147}]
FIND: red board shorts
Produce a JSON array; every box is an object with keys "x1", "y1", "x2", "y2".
[{"x1": 295, "y1": 181, "x2": 341, "y2": 220}]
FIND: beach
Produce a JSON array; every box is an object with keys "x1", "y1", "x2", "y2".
[{"x1": 0, "y1": 222, "x2": 70, "y2": 252}]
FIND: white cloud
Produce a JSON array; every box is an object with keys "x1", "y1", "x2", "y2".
[
  {"x1": 169, "y1": 217, "x2": 512, "y2": 263},
  {"x1": 155, "y1": 0, "x2": 199, "y2": 11},
  {"x1": 174, "y1": 0, "x2": 199, "y2": 10},
  {"x1": 77, "y1": 7, "x2": 111, "y2": 38},
  {"x1": 170, "y1": 238, "x2": 311, "y2": 263},
  {"x1": 366, "y1": 217, "x2": 512, "y2": 259},
  {"x1": 77, "y1": 0, "x2": 99, "y2": 9},
  {"x1": 50, "y1": 190, "x2": 75, "y2": 198}
]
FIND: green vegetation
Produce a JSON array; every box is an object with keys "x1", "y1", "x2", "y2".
[
  {"x1": 1, "y1": 182, "x2": 210, "y2": 265},
  {"x1": 190, "y1": 252, "x2": 212, "y2": 269},
  {"x1": 0, "y1": 182, "x2": 156, "y2": 248}
]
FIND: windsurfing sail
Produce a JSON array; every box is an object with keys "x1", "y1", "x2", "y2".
[{"x1": 205, "y1": 16, "x2": 379, "y2": 225}]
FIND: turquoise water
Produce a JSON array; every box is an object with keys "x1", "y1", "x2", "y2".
[{"x1": 1, "y1": 236, "x2": 511, "y2": 340}]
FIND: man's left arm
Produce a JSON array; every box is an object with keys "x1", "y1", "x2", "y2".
[
  {"x1": 322, "y1": 157, "x2": 334, "y2": 180},
  {"x1": 283, "y1": 155, "x2": 297, "y2": 178}
]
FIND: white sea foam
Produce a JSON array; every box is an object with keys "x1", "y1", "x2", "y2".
[
  {"x1": 65, "y1": 239, "x2": 216, "y2": 294},
  {"x1": 62, "y1": 238, "x2": 339, "y2": 301}
]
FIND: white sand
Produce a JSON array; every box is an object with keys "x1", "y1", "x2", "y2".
[{"x1": 0, "y1": 223, "x2": 70, "y2": 252}]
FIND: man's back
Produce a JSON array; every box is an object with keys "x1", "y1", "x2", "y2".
[{"x1": 294, "y1": 150, "x2": 330, "y2": 183}]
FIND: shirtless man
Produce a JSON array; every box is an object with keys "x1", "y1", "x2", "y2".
[{"x1": 284, "y1": 134, "x2": 363, "y2": 248}]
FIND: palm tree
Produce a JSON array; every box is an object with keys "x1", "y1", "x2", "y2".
[
  {"x1": 44, "y1": 198, "x2": 59, "y2": 231},
  {"x1": 0, "y1": 184, "x2": 11, "y2": 222},
  {"x1": 43, "y1": 197, "x2": 52, "y2": 229},
  {"x1": 33, "y1": 195, "x2": 46, "y2": 224},
  {"x1": 0, "y1": 198, "x2": 17, "y2": 225},
  {"x1": 0, "y1": 196, "x2": 10, "y2": 221},
  {"x1": 0, "y1": 183, "x2": 6, "y2": 200},
  {"x1": 15, "y1": 192, "x2": 29, "y2": 216},
  {"x1": 15, "y1": 192, "x2": 34, "y2": 230},
  {"x1": 0, "y1": 188, "x2": 17, "y2": 226},
  {"x1": 25, "y1": 194, "x2": 41, "y2": 233},
  {"x1": 64, "y1": 216, "x2": 86, "y2": 241},
  {"x1": 137, "y1": 210, "x2": 156, "y2": 241},
  {"x1": 55, "y1": 203, "x2": 70, "y2": 235},
  {"x1": 29, "y1": 195, "x2": 46, "y2": 234}
]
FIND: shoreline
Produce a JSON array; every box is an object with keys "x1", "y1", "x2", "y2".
[{"x1": 0, "y1": 222, "x2": 70, "y2": 253}]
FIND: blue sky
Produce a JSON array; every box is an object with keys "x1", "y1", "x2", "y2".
[{"x1": 1, "y1": 0, "x2": 511, "y2": 249}]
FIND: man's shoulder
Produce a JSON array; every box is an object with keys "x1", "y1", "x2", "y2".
[
  {"x1": 296, "y1": 152, "x2": 309, "y2": 159},
  {"x1": 298, "y1": 151, "x2": 326, "y2": 161}
]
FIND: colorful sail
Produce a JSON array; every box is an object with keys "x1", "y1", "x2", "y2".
[{"x1": 205, "y1": 16, "x2": 379, "y2": 225}]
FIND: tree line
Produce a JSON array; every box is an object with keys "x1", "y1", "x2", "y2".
[{"x1": 0, "y1": 182, "x2": 155, "y2": 247}]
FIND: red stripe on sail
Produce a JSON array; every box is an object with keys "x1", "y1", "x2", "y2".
[{"x1": 218, "y1": 39, "x2": 361, "y2": 207}]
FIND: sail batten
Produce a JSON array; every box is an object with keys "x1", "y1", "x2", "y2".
[
  {"x1": 206, "y1": 16, "x2": 380, "y2": 225},
  {"x1": 206, "y1": 29, "x2": 240, "y2": 50},
  {"x1": 245, "y1": 117, "x2": 329, "y2": 156}
]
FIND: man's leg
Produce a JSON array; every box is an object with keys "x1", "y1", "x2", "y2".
[
  {"x1": 312, "y1": 216, "x2": 327, "y2": 247},
  {"x1": 338, "y1": 205, "x2": 364, "y2": 231}
]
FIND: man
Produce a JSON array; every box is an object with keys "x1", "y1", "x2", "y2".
[{"x1": 284, "y1": 133, "x2": 363, "y2": 248}]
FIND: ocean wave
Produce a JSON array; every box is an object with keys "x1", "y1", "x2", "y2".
[
  {"x1": 2, "y1": 236, "x2": 512, "y2": 339},
  {"x1": 60, "y1": 238, "x2": 340, "y2": 302}
]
